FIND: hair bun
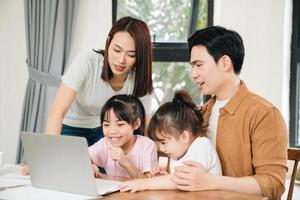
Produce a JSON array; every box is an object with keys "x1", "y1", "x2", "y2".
[{"x1": 173, "y1": 90, "x2": 193, "y2": 102}]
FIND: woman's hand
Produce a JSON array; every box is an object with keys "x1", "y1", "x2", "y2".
[{"x1": 21, "y1": 165, "x2": 30, "y2": 176}]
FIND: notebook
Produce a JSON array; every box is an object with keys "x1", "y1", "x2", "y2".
[{"x1": 20, "y1": 132, "x2": 121, "y2": 197}]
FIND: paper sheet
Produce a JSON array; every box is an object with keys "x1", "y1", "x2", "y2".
[
  {"x1": 0, "y1": 177, "x2": 30, "y2": 188},
  {"x1": 0, "y1": 165, "x2": 102, "y2": 199},
  {"x1": 0, "y1": 185, "x2": 97, "y2": 200},
  {"x1": 0, "y1": 168, "x2": 31, "y2": 188},
  {"x1": 0, "y1": 164, "x2": 23, "y2": 175}
]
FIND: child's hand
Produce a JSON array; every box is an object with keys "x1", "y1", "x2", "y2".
[
  {"x1": 109, "y1": 146, "x2": 127, "y2": 165},
  {"x1": 21, "y1": 165, "x2": 30, "y2": 176},
  {"x1": 92, "y1": 164, "x2": 102, "y2": 178},
  {"x1": 147, "y1": 167, "x2": 169, "y2": 177},
  {"x1": 119, "y1": 179, "x2": 149, "y2": 193}
]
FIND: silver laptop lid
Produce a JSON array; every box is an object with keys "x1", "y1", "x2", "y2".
[{"x1": 21, "y1": 132, "x2": 99, "y2": 196}]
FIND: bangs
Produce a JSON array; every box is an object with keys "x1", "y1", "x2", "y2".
[
  {"x1": 101, "y1": 100, "x2": 132, "y2": 124},
  {"x1": 150, "y1": 129, "x2": 172, "y2": 142},
  {"x1": 148, "y1": 115, "x2": 178, "y2": 141}
]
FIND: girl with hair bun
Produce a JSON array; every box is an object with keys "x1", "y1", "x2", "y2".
[{"x1": 119, "y1": 90, "x2": 221, "y2": 192}]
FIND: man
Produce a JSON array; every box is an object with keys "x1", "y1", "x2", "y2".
[{"x1": 172, "y1": 26, "x2": 287, "y2": 200}]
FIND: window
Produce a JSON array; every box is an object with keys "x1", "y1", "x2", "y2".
[
  {"x1": 113, "y1": 0, "x2": 213, "y2": 104},
  {"x1": 290, "y1": 0, "x2": 300, "y2": 147}
]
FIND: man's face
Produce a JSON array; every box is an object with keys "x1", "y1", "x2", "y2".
[{"x1": 190, "y1": 45, "x2": 226, "y2": 96}]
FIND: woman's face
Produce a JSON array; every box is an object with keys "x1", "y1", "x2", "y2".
[{"x1": 108, "y1": 31, "x2": 136, "y2": 78}]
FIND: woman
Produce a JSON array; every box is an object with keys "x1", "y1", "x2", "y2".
[
  {"x1": 21, "y1": 16, "x2": 155, "y2": 176},
  {"x1": 47, "y1": 16, "x2": 154, "y2": 146}
]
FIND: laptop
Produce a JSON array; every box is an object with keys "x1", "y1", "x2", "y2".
[{"x1": 20, "y1": 132, "x2": 121, "y2": 197}]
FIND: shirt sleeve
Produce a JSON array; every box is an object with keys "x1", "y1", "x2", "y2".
[
  {"x1": 62, "y1": 51, "x2": 91, "y2": 91},
  {"x1": 251, "y1": 107, "x2": 288, "y2": 200},
  {"x1": 88, "y1": 138, "x2": 107, "y2": 167},
  {"x1": 140, "y1": 138, "x2": 158, "y2": 173},
  {"x1": 140, "y1": 93, "x2": 158, "y2": 115}
]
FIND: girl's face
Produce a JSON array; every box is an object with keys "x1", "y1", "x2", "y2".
[
  {"x1": 103, "y1": 109, "x2": 140, "y2": 151},
  {"x1": 156, "y1": 131, "x2": 191, "y2": 160},
  {"x1": 108, "y1": 31, "x2": 136, "y2": 79}
]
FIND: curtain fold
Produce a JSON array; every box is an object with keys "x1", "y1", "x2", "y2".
[{"x1": 16, "y1": 0, "x2": 77, "y2": 163}]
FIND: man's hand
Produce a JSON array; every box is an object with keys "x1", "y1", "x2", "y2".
[
  {"x1": 172, "y1": 160, "x2": 214, "y2": 191},
  {"x1": 119, "y1": 179, "x2": 149, "y2": 193}
]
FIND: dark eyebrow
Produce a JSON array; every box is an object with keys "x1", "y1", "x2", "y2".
[
  {"x1": 114, "y1": 44, "x2": 135, "y2": 53},
  {"x1": 190, "y1": 60, "x2": 204, "y2": 65}
]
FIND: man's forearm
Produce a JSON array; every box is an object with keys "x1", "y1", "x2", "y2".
[
  {"x1": 213, "y1": 176, "x2": 262, "y2": 195},
  {"x1": 148, "y1": 175, "x2": 177, "y2": 190}
]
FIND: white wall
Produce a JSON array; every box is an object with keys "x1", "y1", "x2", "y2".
[
  {"x1": 0, "y1": 0, "x2": 27, "y2": 165},
  {"x1": 0, "y1": 0, "x2": 112, "y2": 165},
  {"x1": 0, "y1": 0, "x2": 292, "y2": 164},
  {"x1": 214, "y1": 0, "x2": 292, "y2": 123},
  {"x1": 67, "y1": 0, "x2": 112, "y2": 67}
]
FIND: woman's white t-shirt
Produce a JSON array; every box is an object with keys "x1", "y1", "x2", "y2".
[{"x1": 62, "y1": 50, "x2": 156, "y2": 128}]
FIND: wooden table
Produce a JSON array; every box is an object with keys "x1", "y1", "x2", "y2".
[
  {"x1": 98, "y1": 175, "x2": 268, "y2": 200},
  {"x1": 101, "y1": 190, "x2": 268, "y2": 200},
  {"x1": 0, "y1": 166, "x2": 268, "y2": 200}
]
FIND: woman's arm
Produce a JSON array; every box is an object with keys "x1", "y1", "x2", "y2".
[
  {"x1": 144, "y1": 114, "x2": 151, "y2": 137},
  {"x1": 46, "y1": 82, "x2": 76, "y2": 135}
]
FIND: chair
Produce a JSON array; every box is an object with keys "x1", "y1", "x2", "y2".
[{"x1": 287, "y1": 148, "x2": 300, "y2": 200}]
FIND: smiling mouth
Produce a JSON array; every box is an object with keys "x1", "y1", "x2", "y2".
[{"x1": 109, "y1": 136, "x2": 122, "y2": 141}]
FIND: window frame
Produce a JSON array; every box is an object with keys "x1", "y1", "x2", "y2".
[
  {"x1": 112, "y1": 0, "x2": 214, "y2": 62},
  {"x1": 289, "y1": 0, "x2": 300, "y2": 147}
]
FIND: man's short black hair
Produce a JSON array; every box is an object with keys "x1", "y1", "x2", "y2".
[{"x1": 188, "y1": 26, "x2": 245, "y2": 74}]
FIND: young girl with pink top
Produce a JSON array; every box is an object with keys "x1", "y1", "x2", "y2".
[
  {"x1": 119, "y1": 90, "x2": 221, "y2": 192},
  {"x1": 88, "y1": 94, "x2": 158, "y2": 178}
]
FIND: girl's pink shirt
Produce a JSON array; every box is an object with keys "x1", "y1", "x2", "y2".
[{"x1": 88, "y1": 135, "x2": 158, "y2": 177}]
